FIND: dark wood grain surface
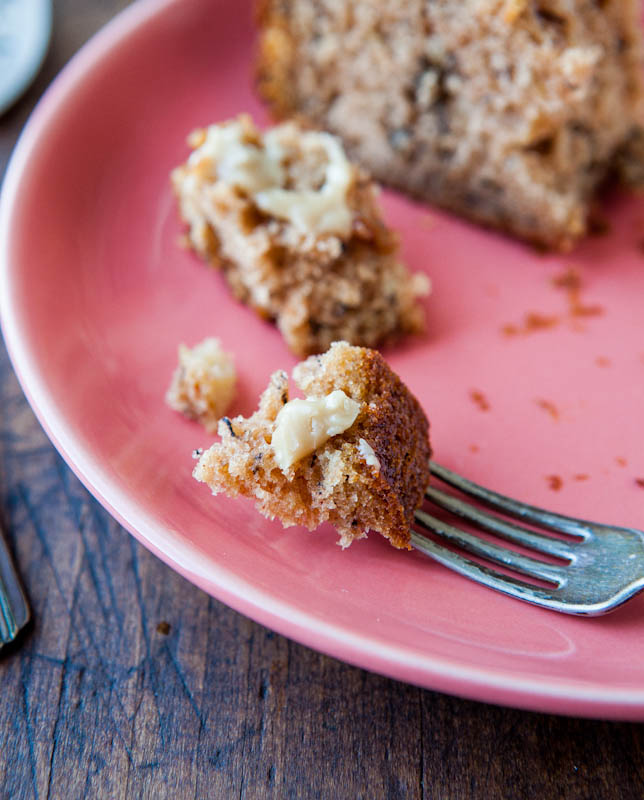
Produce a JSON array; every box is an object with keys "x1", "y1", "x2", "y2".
[{"x1": 1, "y1": 2, "x2": 644, "y2": 798}]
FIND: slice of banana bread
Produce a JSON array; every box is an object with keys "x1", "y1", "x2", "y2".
[
  {"x1": 193, "y1": 341, "x2": 431, "y2": 549},
  {"x1": 172, "y1": 115, "x2": 429, "y2": 356},
  {"x1": 257, "y1": 0, "x2": 644, "y2": 250}
]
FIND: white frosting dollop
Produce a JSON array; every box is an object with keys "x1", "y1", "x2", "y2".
[
  {"x1": 271, "y1": 390, "x2": 361, "y2": 471},
  {"x1": 188, "y1": 119, "x2": 354, "y2": 237}
]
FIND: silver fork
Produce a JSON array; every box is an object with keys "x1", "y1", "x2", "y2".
[
  {"x1": 0, "y1": 520, "x2": 30, "y2": 649},
  {"x1": 412, "y1": 462, "x2": 644, "y2": 615}
]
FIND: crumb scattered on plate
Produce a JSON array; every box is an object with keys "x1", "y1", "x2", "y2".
[{"x1": 166, "y1": 337, "x2": 236, "y2": 432}]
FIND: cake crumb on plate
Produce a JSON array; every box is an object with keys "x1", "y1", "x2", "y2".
[
  {"x1": 171, "y1": 115, "x2": 430, "y2": 355},
  {"x1": 166, "y1": 337, "x2": 236, "y2": 433}
]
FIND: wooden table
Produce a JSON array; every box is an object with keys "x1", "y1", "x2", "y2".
[{"x1": 1, "y1": 2, "x2": 643, "y2": 797}]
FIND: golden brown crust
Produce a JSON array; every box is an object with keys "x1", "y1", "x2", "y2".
[
  {"x1": 326, "y1": 346, "x2": 432, "y2": 548},
  {"x1": 255, "y1": 1, "x2": 298, "y2": 121}
]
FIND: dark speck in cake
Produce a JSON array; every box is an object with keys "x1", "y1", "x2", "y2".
[{"x1": 223, "y1": 417, "x2": 237, "y2": 437}]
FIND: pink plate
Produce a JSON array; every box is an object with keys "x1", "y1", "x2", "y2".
[{"x1": 2, "y1": 0, "x2": 644, "y2": 719}]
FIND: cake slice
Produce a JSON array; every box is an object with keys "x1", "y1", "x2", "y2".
[
  {"x1": 257, "y1": 0, "x2": 644, "y2": 250},
  {"x1": 171, "y1": 115, "x2": 429, "y2": 356},
  {"x1": 193, "y1": 341, "x2": 431, "y2": 549}
]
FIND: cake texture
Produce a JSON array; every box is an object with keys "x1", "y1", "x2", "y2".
[
  {"x1": 171, "y1": 115, "x2": 429, "y2": 356},
  {"x1": 166, "y1": 337, "x2": 236, "y2": 432},
  {"x1": 257, "y1": 0, "x2": 644, "y2": 250},
  {"x1": 193, "y1": 341, "x2": 431, "y2": 549}
]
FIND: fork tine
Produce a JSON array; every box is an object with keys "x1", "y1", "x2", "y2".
[
  {"x1": 409, "y1": 529, "x2": 560, "y2": 605},
  {"x1": 414, "y1": 509, "x2": 563, "y2": 584},
  {"x1": 0, "y1": 521, "x2": 30, "y2": 648},
  {"x1": 430, "y1": 461, "x2": 591, "y2": 537},
  {"x1": 425, "y1": 486, "x2": 573, "y2": 559}
]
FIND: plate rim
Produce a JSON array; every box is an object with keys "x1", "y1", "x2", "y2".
[{"x1": 2, "y1": 0, "x2": 644, "y2": 719}]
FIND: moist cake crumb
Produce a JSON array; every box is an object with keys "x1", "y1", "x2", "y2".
[
  {"x1": 166, "y1": 337, "x2": 236, "y2": 432},
  {"x1": 193, "y1": 341, "x2": 431, "y2": 548},
  {"x1": 257, "y1": 0, "x2": 644, "y2": 250},
  {"x1": 171, "y1": 115, "x2": 430, "y2": 355}
]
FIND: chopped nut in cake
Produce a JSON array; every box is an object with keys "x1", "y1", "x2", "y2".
[
  {"x1": 171, "y1": 115, "x2": 430, "y2": 355},
  {"x1": 166, "y1": 337, "x2": 236, "y2": 432},
  {"x1": 193, "y1": 341, "x2": 431, "y2": 549},
  {"x1": 257, "y1": 0, "x2": 644, "y2": 250}
]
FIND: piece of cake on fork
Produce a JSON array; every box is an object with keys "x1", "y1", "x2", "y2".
[
  {"x1": 193, "y1": 341, "x2": 432, "y2": 549},
  {"x1": 171, "y1": 115, "x2": 430, "y2": 356},
  {"x1": 257, "y1": 0, "x2": 644, "y2": 250}
]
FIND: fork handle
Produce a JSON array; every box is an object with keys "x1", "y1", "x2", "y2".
[{"x1": 0, "y1": 522, "x2": 30, "y2": 648}]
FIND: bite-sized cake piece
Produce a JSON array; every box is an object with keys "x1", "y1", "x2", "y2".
[
  {"x1": 257, "y1": 0, "x2": 644, "y2": 250},
  {"x1": 171, "y1": 115, "x2": 429, "y2": 355},
  {"x1": 193, "y1": 341, "x2": 431, "y2": 548},
  {"x1": 166, "y1": 337, "x2": 236, "y2": 432}
]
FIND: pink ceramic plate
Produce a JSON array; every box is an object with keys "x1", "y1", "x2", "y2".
[{"x1": 2, "y1": 0, "x2": 644, "y2": 719}]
